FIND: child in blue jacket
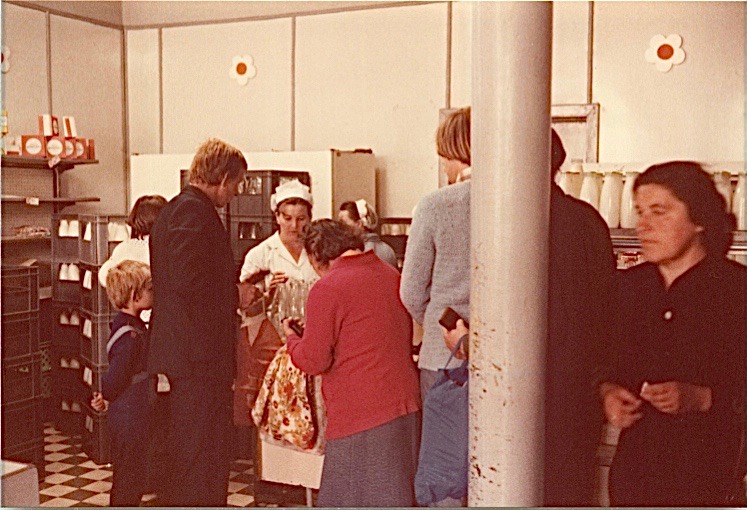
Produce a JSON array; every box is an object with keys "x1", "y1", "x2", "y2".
[{"x1": 90, "y1": 260, "x2": 152, "y2": 507}]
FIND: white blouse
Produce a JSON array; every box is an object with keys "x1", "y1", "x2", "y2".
[{"x1": 239, "y1": 232, "x2": 318, "y2": 285}]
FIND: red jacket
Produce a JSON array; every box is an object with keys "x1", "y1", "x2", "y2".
[{"x1": 287, "y1": 251, "x2": 421, "y2": 439}]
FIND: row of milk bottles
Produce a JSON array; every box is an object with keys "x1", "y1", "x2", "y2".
[{"x1": 556, "y1": 160, "x2": 747, "y2": 230}]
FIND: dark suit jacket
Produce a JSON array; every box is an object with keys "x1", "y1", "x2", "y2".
[
  {"x1": 147, "y1": 185, "x2": 238, "y2": 385},
  {"x1": 545, "y1": 183, "x2": 616, "y2": 505}
]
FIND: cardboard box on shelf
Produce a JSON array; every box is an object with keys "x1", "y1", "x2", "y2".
[
  {"x1": 87, "y1": 139, "x2": 95, "y2": 160},
  {"x1": 62, "y1": 116, "x2": 77, "y2": 138},
  {"x1": 38, "y1": 114, "x2": 59, "y2": 137},
  {"x1": 45, "y1": 136, "x2": 66, "y2": 159},
  {"x1": 74, "y1": 138, "x2": 87, "y2": 159},
  {"x1": 21, "y1": 135, "x2": 46, "y2": 158}
]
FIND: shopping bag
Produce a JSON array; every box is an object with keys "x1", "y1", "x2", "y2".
[
  {"x1": 234, "y1": 317, "x2": 284, "y2": 425},
  {"x1": 414, "y1": 338, "x2": 469, "y2": 506}
]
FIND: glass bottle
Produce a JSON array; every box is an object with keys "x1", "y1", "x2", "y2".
[
  {"x1": 620, "y1": 170, "x2": 639, "y2": 229},
  {"x1": 579, "y1": 166, "x2": 602, "y2": 211},
  {"x1": 731, "y1": 172, "x2": 747, "y2": 230},
  {"x1": 599, "y1": 170, "x2": 624, "y2": 229},
  {"x1": 713, "y1": 171, "x2": 733, "y2": 212}
]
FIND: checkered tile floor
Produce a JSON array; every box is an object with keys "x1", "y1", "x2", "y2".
[{"x1": 39, "y1": 423, "x2": 302, "y2": 507}]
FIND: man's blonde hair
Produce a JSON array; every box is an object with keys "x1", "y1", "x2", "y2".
[
  {"x1": 436, "y1": 107, "x2": 471, "y2": 166},
  {"x1": 188, "y1": 138, "x2": 247, "y2": 186},
  {"x1": 105, "y1": 260, "x2": 152, "y2": 309}
]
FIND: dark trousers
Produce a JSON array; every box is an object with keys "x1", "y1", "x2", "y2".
[
  {"x1": 160, "y1": 379, "x2": 233, "y2": 507},
  {"x1": 109, "y1": 405, "x2": 149, "y2": 506}
]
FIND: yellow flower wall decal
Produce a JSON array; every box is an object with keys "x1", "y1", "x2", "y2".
[
  {"x1": 645, "y1": 34, "x2": 685, "y2": 72},
  {"x1": 230, "y1": 54, "x2": 257, "y2": 86}
]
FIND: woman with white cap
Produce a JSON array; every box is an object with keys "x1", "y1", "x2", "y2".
[
  {"x1": 338, "y1": 199, "x2": 398, "y2": 268},
  {"x1": 239, "y1": 179, "x2": 318, "y2": 310}
]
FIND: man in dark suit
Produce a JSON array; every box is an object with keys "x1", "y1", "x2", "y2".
[
  {"x1": 544, "y1": 129, "x2": 616, "y2": 506},
  {"x1": 148, "y1": 138, "x2": 247, "y2": 506}
]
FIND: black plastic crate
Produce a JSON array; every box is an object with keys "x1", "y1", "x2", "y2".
[
  {"x1": 78, "y1": 214, "x2": 128, "y2": 266},
  {"x1": 229, "y1": 170, "x2": 311, "y2": 217},
  {"x1": 54, "y1": 395, "x2": 85, "y2": 436},
  {"x1": 1, "y1": 312, "x2": 40, "y2": 360},
  {"x1": 1, "y1": 354, "x2": 42, "y2": 405},
  {"x1": 52, "y1": 345, "x2": 85, "y2": 389},
  {"x1": 1, "y1": 266, "x2": 39, "y2": 316},
  {"x1": 80, "y1": 263, "x2": 116, "y2": 315},
  {"x1": 82, "y1": 401, "x2": 111, "y2": 465},
  {"x1": 52, "y1": 304, "x2": 83, "y2": 350},
  {"x1": 52, "y1": 214, "x2": 82, "y2": 261},
  {"x1": 79, "y1": 310, "x2": 116, "y2": 367},
  {"x1": 52, "y1": 262, "x2": 82, "y2": 303},
  {"x1": 230, "y1": 217, "x2": 276, "y2": 262},
  {"x1": 1, "y1": 398, "x2": 44, "y2": 451},
  {"x1": 79, "y1": 356, "x2": 107, "y2": 395}
]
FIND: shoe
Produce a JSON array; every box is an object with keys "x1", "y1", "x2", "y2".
[
  {"x1": 83, "y1": 270, "x2": 92, "y2": 290},
  {"x1": 83, "y1": 222, "x2": 92, "y2": 241},
  {"x1": 61, "y1": 401, "x2": 70, "y2": 411},
  {"x1": 58, "y1": 219, "x2": 69, "y2": 238},
  {"x1": 59, "y1": 263, "x2": 69, "y2": 281},
  {"x1": 68, "y1": 264, "x2": 79, "y2": 282},
  {"x1": 69, "y1": 358, "x2": 80, "y2": 369},
  {"x1": 59, "y1": 312, "x2": 70, "y2": 325},
  {"x1": 69, "y1": 311, "x2": 80, "y2": 326},
  {"x1": 60, "y1": 358, "x2": 69, "y2": 368}
]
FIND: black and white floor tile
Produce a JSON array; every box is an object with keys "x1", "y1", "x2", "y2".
[{"x1": 39, "y1": 424, "x2": 306, "y2": 507}]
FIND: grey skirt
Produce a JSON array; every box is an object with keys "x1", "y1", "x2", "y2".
[{"x1": 317, "y1": 411, "x2": 422, "y2": 508}]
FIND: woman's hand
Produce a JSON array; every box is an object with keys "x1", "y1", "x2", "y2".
[
  {"x1": 639, "y1": 381, "x2": 712, "y2": 414},
  {"x1": 268, "y1": 272, "x2": 289, "y2": 290},
  {"x1": 441, "y1": 319, "x2": 469, "y2": 360},
  {"x1": 600, "y1": 382, "x2": 643, "y2": 429},
  {"x1": 91, "y1": 392, "x2": 109, "y2": 412},
  {"x1": 281, "y1": 318, "x2": 295, "y2": 339}
]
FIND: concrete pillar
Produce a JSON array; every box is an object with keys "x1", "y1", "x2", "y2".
[{"x1": 469, "y1": 2, "x2": 553, "y2": 506}]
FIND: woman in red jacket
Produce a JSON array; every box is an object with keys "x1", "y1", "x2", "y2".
[{"x1": 284, "y1": 219, "x2": 421, "y2": 507}]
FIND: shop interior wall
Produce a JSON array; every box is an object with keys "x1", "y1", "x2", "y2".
[{"x1": 3, "y1": 2, "x2": 127, "y2": 215}]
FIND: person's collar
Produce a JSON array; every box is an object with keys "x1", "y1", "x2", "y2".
[
  {"x1": 185, "y1": 184, "x2": 216, "y2": 207},
  {"x1": 457, "y1": 167, "x2": 471, "y2": 182},
  {"x1": 267, "y1": 232, "x2": 310, "y2": 266},
  {"x1": 330, "y1": 249, "x2": 374, "y2": 270}
]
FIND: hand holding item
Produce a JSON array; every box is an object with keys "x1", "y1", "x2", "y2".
[
  {"x1": 90, "y1": 392, "x2": 109, "y2": 412},
  {"x1": 281, "y1": 318, "x2": 296, "y2": 339},
  {"x1": 639, "y1": 380, "x2": 712, "y2": 415},
  {"x1": 600, "y1": 382, "x2": 643, "y2": 429},
  {"x1": 268, "y1": 271, "x2": 289, "y2": 289},
  {"x1": 441, "y1": 319, "x2": 469, "y2": 360},
  {"x1": 237, "y1": 281, "x2": 263, "y2": 311}
]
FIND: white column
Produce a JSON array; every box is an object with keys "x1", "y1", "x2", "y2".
[{"x1": 469, "y1": 2, "x2": 553, "y2": 506}]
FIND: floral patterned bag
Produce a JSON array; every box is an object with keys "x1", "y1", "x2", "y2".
[{"x1": 251, "y1": 345, "x2": 319, "y2": 451}]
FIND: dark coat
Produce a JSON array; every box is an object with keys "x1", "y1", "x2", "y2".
[
  {"x1": 607, "y1": 257, "x2": 746, "y2": 506},
  {"x1": 545, "y1": 183, "x2": 616, "y2": 506},
  {"x1": 147, "y1": 185, "x2": 238, "y2": 385}
]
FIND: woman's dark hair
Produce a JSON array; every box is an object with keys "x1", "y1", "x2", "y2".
[
  {"x1": 634, "y1": 161, "x2": 735, "y2": 256},
  {"x1": 128, "y1": 195, "x2": 167, "y2": 239},
  {"x1": 304, "y1": 219, "x2": 364, "y2": 266},
  {"x1": 276, "y1": 197, "x2": 313, "y2": 217}
]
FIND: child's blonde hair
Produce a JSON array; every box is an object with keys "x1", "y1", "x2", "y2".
[{"x1": 105, "y1": 260, "x2": 152, "y2": 309}]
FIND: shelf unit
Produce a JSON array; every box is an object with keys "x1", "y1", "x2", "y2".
[{"x1": 610, "y1": 228, "x2": 747, "y2": 252}]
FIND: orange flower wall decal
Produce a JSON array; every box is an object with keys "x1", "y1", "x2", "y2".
[
  {"x1": 645, "y1": 34, "x2": 685, "y2": 72},
  {"x1": 230, "y1": 55, "x2": 257, "y2": 85}
]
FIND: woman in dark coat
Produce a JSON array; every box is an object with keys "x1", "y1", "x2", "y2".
[{"x1": 600, "y1": 161, "x2": 746, "y2": 506}]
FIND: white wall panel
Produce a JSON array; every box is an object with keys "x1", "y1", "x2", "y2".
[
  {"x1": 552, "y1": 2, "x2": 589, "y2": 104},
  {"x1": 161, "y1": 17, "x2": 292, "y2": 153},
  {"x1": 50, "y1": 15, "x2": 126, "y2": 214},
  {"x1": 295, "y1": 3, "x2": 448, "y2": 217},
  {"x1": 593, "y1": 2, "x2": 745, "y2": 162},
  {"x1": 127, "y1": 29, "x2": 160, "y2": 154},
  {"x1": 450, "y1": 1, "x2": 472, "y2": 108},
  {"x1": 2, "y1": 4, "x2": 49, "y2": 135}
]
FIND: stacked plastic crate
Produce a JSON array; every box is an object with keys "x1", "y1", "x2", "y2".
[
  {"x1": 51, "y1": 214, "x2": 87, "y2": 435},
  {"x1": 229, "y1": 171, "x2": 311, "y2": 263},
  {"x1": 1, "y1": 266, "x2": 44, "y2": 471},
  {"x1": 77, "y1": 214, "x2": 127, "y2": 464}
]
